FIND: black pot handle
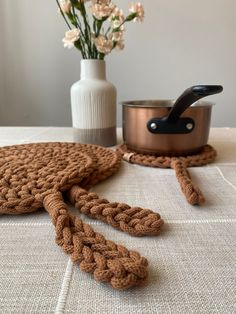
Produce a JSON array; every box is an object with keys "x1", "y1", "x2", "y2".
[
  {"x1": 147, "y1": 85, "x2": 223, "y2": 134},
  {"x1": 165, "y1": 85, "x2": 223, "y2": 124}
]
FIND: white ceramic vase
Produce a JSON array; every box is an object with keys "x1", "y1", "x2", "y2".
[{"x1": 71, "y1": 59, "x2": 117, "y2": 146}]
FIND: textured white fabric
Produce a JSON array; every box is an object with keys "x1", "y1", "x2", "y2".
[{"x1": 0, "y1": 127, "x2": 235, "y2": 314}]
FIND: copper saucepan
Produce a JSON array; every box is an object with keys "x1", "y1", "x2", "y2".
[{"x1": 122, "y1": 85, "x2": 223, "y2": 156}]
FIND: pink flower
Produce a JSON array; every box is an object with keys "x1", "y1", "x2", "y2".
[
  {"x1": 110, "y1": 7, "x2": 125, "y2": 30},
  {"x1": 92, "y1": 0, "x2": 110, "y2": 4},
  {"x1": 62, "y1": 29, "x2": 80, "y2": 48},
  {"x1": 59, "y1": 0, "x2": 71, "y2": 14},
  {"x1": 110, "y1": 7, "x2": 124, "y2": 21},
  {"x1": 116, "y1": 40, "x2": 124, "y2": 50},
  {"x1": 109, "y1": 31, "x2": 123, "y2": 42},
  {"x1": 129, "y1": 2, "x2": 144, "y2": 22},
  {"x1": 93, "y1": 35, "x2": 113, "y2": 54},
  {"x1": 90, "y1": 1, "x2": 115, "y2": 20}
]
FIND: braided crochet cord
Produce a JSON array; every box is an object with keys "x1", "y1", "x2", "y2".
[
  {"x1": 68, "y1": 186, "x2": 164, "y2": 236},
  {"x1": 0, "y1": 142, "x2": 164, "y2": 290},
  {"x1": 44, "y1": 192, "x2": 148, "y2": 290},
  {"x1": 117, "y1": 144, "x2": 217, "y2": 205}
]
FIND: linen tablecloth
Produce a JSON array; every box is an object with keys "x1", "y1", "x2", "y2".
[{"x1": 0, "y1": 127, "x2": 235, "y2": 314}]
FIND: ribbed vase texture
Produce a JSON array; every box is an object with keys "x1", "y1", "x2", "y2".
[{"x1": 71, "y1": 60, "x2": 117, "y2": 146}]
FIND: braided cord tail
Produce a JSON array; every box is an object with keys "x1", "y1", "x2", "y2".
[
  {"x1": 43, "y1": 192, "x2": 149, "y2": 290},
  {"x1": 171, "y1": 159, "x2": 205, "y2": 205},
  {"x1": 117, "y1": 144, "x2": 217, "y2": 206},
  {"x1": 68, "y1": 186, "x2": 164, "y2": 237}
]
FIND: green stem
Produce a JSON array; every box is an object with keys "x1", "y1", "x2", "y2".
[
  {"x1": 71, "y1": 5, "x2": 87, "y2": 58},
  {"x1": 111, "y1": 14, "x2": 138, "y2": 34},
  {"x1": 80, "y1": 3, "x2": 93, "y2": 58},
  {"x1": 67, "y1": 12, "x2": 86, "y2": 42},
  {"x1": 98, "y1": 53, "x2": 105, "y2": 60},
  {"x1": 74, "y1": 40, "x2": 86, "y2": 58},
  {"x1": 55, "y1": 0, "x2": 71, "y2": 30},
  {"x1": 93, "y1": 19, "x2": 96, "y2": 34},
  {"x1": 96, "y1": 20, "x2": 103, "y2": 36},
  {"x1": 91, "y1": 19, "x2": 97, "y2": 58},
  {"x1": 112, "y1": 21, "x2": 126, "y2": 33},
  {"x1": 125, "y1": 12, "x2": 137, "y2": 22},
  {"x1": 105, "y1": 27, "x2": 111, "y2": 37}
]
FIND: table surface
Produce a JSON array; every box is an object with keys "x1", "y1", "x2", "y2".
[{"x1": 0, "y1": 127, "x2": 236, "y2": 314}]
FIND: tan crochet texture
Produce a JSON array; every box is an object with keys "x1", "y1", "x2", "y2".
[
  {"x1": 117, "y1": 144, "x2": 217, "y2": 205},
  {"x1": 0, "y1": 142, "x2": 164, "y2": 290}
]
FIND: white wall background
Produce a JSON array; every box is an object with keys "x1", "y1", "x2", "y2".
[{"x1": 0, "y1": 0, "x2": 235, "y2": 127}]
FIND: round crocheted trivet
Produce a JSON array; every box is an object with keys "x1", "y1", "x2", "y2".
[
  {"x1": 117, "y1": 144, "x2": 217, "y2": 205},
  {"x1": 0, "y1": 142, "x2": 164, "y2": 290}
]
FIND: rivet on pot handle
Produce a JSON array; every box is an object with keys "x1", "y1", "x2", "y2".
[{"x1": 147, "y1": 85, "x2": 223, "y2": 134}]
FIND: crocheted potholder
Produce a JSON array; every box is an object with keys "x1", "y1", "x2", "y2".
[
  {"x1": 117, "y1": 144, "x2": 217, "y2": 205},
  {"x1": 0, "y1": 142, "x2": 164, "y2": 290}
]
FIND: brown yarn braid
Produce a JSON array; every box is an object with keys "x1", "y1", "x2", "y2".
[
  {"x1": 68, "y1": 186, "x2": 164, "y2": 236},
  {"x1": 0, "y1": 142, "x2": 164, "y2": 290},
  {"x1": 44, "y1": 192, "x2": 148, "y2": 290},
  {"x1": 117, "y1": 144, "x2": 216, "y2": 205},
  {"x1": 170, "y1": 159, "x2": 205, "y2": 205}
]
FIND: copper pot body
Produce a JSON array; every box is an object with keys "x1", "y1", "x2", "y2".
[{"x1": 122, "y1": 100, "x2": 213, "y2": 156}]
